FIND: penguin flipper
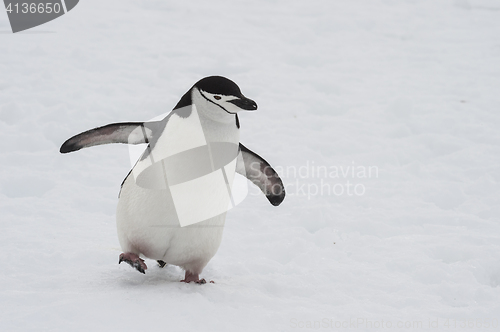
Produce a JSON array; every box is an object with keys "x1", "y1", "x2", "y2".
[
  {"x1": 60, "y1": 122, "x2": 159, "y2": 153},
  {"x1": 237, "y1": 143, "x2": 285, "y2": 206}
]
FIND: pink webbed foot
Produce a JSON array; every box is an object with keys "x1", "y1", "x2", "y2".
[
  {"x1": 119, "y1": 253, "x2": 147, "y2": 274},
  {"x1": 180, "y1": 271, "x2": 214, "y2": 284}
]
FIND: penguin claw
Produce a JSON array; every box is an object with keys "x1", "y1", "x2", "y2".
[
  {"x1": 157, "y1": 260, "x2": 167, "y2": 268},
  {"x1": 119, "y1": 253, "x2": 147, "y2": 274},
  {"x1": 181, "y1": 278, "x2": 207, "y2": 284}
]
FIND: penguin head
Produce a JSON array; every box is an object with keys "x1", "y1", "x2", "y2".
[{"x1": 193, "y1": 76, "x2": 258, "y2": 114}]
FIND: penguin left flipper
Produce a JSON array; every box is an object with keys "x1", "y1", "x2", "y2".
[
  {"x1": 60, "y1": 121, "x2": 163, "y2": 154},
  {"x1": 237, "y1": 143, "x2": 286, "y2": 206}
]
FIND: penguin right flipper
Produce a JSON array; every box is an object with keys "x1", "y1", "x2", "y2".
[
  {"x1": 60, "y1": 121, "x2": 161, "y2": 154},
  {"x1": 237, "y1": 143, "x2": 286, "y2": 206}
]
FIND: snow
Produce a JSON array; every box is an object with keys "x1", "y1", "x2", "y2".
[{"x1": 1, "y1": 0, "x2": 500, "y2": 330}]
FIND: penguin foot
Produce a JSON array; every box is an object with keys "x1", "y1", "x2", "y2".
[
  {"x1": 119, "y1": 253, "x2": 147, "y2": 274},
  {"x1": 157, "y1": 260, "x2": 167, "y2": 268},
  {"x1": 181, "y1": 278, "x2": 207, "y2": 284},
  {"x1": 181, "y1": 271, "x2": 214, "y2": 284}
]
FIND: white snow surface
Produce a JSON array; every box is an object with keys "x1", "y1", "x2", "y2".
[{"x1": 1, "y1": 0, "x2": 500, "y2": 331}]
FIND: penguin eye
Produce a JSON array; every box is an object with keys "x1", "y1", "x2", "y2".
[{"x1": 214, "y1": 95, "x2": 221, "y2": 100}]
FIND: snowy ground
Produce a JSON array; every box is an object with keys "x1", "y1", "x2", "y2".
[{"x1": 1, "y1": 0, "x2": 500, "y2": 331}]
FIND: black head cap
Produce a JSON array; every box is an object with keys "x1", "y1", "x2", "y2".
[
  {"x1": 173, "y1": 76, "x2": 255, "y2": 113},
  {"x1": 194, "y1": 76, "x2": 243, "y2": 97}
]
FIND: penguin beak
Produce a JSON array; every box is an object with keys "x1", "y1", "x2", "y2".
[{"x1": 228, "y1": 97, "x2": 258, "y2": 111}]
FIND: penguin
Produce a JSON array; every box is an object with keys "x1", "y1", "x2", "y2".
[{"x1": 60, "y1": 76, "x2": 285, "y2": 284}]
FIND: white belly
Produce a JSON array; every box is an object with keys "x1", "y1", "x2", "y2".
[
  {"x1": 116, "y1": 105, "x2": 239, "y2": 274},
  {"x1": 117, "y1": 177, "x2": 227, "y2": 274}
]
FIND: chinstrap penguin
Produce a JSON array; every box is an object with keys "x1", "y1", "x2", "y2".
[{"x1": 60, "y1": 76, "x2": 285, "y2": 284}]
